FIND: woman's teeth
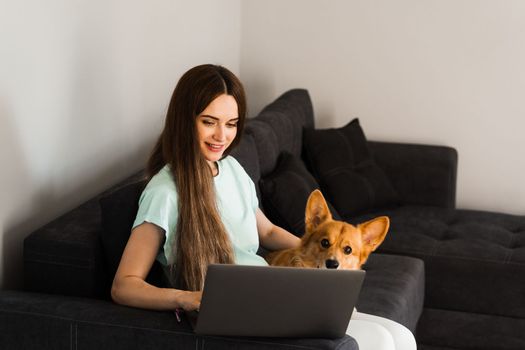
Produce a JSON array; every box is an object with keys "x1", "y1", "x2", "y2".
[{"x1": 207, "y1": 143, "x2": 224, "y2": 150}]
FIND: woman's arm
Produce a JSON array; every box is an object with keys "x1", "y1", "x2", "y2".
[
  {"x1": 256, "y1": 208, "x2": 301, "y2": 251},
  {"x1": 111, "y1": 222, "x2": 201, "y2": 311}
]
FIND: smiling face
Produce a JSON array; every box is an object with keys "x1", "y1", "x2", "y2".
[{"x1": 196, "y1": 94, "x2": 239, "y2": 168}]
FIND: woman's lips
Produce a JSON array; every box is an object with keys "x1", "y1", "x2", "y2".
[{"x1": 205, "y1": 142, "x2": 225, "y2": 152}]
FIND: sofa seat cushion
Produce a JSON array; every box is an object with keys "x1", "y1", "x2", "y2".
[
  {"x1": 349, "y1": 206, "x2": 525, "y2": 318},
  {"x1": 0, "y1": 291, "x2": 358, "y2": 350},
  {"x1": 356, "y1": 254, "x2": 425, "y2": 332},
  {"x1": 416, "y1": 308, "x2": 525, "y2": 350}
]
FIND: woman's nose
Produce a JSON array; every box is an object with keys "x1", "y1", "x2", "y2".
[{"x1": 213, "y1": 125, "x2": 226, "y2": 141}]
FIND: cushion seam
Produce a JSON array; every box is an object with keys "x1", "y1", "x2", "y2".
[{"x1": 0, "y1": 308, "x2": 194, "y2": 336}]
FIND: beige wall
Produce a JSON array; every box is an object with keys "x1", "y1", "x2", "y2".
[
  {"x1": 0, "y1": 0, "x2": 241, "y2": 289},
  {"x1": 241, "y1": 0, "x2": 525, "y2": 215}
]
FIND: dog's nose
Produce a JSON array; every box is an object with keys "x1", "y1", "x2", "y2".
[{"x1": 325, "y1": 259, "x2": 339, "y2": 269}]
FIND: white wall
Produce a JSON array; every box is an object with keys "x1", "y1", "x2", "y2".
[
  {"x1": 0, "y1": 0, "x2": 241, "y2": 289},
  {"x1": 2, "y1": 0, "x2": 524, "y2": 290},
  {"x1": 241, "y1": 0, "x2": 525, "y2": 215}
]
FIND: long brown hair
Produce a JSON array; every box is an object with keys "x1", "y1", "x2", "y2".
[{"x1": 146, "y1": 64, "x2": 247, "y2": 291}]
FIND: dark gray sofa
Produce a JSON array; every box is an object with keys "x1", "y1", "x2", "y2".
[{"x1": 1, "y1": 89, "x2": 523, "y2": 350}]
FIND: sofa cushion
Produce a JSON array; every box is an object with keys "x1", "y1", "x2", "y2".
[
  {"x1": 230, "y1": 133, "x2": 262, "y2": 205},
  {"x1": 356, "y1": 254, "x2": 425, "y2": 332},
  {"x1": 416, "y1": 308, "x2": 525, "y2": 350},
  {"x1": 368, "y1": 141, "x2": 458, "y2": 208},
  {"x1": 99, "y1": 180, "x2": 165, "y2": 290},
  {"x1": 350, "y1": 205, "x2": 525, "y2": 319},
  {"x1": 303, "y1": 119, "x2": 398, "y2": 217},
  {"x1": 259, "y1": 152, "x2": 341, "y2": 236},
  {"x1": 0, "y1": 291, "x2": 359, "y2": 350},
  {"x1": 246, "y1": 89, "x2": 314, "y2": 177}
]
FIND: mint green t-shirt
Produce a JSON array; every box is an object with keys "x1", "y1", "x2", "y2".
[{"x1": 132, "y1": 156, "x2": 268, "y2": 267}]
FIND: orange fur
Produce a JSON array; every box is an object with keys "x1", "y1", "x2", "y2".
[{"x1": 266, "y1": 190, "x2": 389, "y2": 270}]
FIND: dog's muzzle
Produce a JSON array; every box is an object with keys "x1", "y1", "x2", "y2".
[{"x1": 325, "y1": 259, "x2": 339, "y2": 269}]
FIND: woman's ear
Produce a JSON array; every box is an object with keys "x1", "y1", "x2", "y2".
[{"x1": 305, "y1": 190, "x2": 333, "y2": 233}]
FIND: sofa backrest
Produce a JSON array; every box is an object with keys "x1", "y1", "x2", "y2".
[
  {"x1": 246, "y1": 89, "x2": 314, "y2": 177},
  {"x1": 230, "y1": 89, "x2": 314, "y2": 205}
]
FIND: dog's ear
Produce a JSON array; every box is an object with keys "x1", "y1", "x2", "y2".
[
  {"x1": 357, "y1": 216, "x2": 390, "y2": 265},
  {"x1": 305, "y1": 190, "x2": 332, "y2": 232}
]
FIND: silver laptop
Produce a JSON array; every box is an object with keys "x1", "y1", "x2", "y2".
[{"x1": 185, "y1": 264, "x2": 365, "y2": 338}]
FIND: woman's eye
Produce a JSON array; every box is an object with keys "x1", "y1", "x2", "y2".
[
  {"x1": 226, "y1": 123, "x2": 238, "y2": 128},
  {"x1": 203, "y1": 120, "x2": 215, "y2": 126},
  {"x1": 321, "y1": 239, "x2": 330, "y2": 248},
  {"x1": 344, "y1": 246, "x2": 352, "y2": 255}
]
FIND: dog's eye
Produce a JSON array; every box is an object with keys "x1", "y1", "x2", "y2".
[
  {"x1": 321, "y1": 239, "x2": 330, "y2": 248},
  {"x1": 344, "y1": 246, "x2": 352, "y2": 255}
]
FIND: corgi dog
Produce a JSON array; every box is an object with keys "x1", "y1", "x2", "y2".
[{"x1": 267, "y1": 190, "x2": 389, "y2": 270}]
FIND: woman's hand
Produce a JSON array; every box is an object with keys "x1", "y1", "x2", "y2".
[{"x1": 176, "y1": 290, "x2": 203, "y2": 311}]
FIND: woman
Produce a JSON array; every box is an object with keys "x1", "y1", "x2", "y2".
[
  {"x1": 111, "y1": 64, "x2": 415, "y2": 350},
  {"x1": 111, "y1": 64, "x2": 299, "y2": 311}
]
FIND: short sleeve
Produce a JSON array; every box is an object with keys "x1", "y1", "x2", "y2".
[{"x1": 133, "y1": 183, "x2": 178, "y2": 239}]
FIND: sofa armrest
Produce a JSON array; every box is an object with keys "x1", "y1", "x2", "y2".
[
  {"x1": 0, "y1": 290, "x2": 196, "y2": 349},
  {"x1": 368, "y1": 141, "x2": 458, "y2": 208},
  {"x1": 0, "y1": 290, "x2": 358, "y2": 350},
  {"x1": 23, "y1": 171, "x2": 147, "y2": 299},
  {"x1": 23, "y1": 197, "x2": 109, "y2": 299}
]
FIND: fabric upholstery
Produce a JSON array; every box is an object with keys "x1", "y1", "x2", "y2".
[
  {"x1": 245, "y1": 89, "x2": 314, "y2": 177},
  {"x1": 416, "y1": 308, "x2": 525, "y2": 350},
  {"x1": 303, "y1": 119, "x2": 399, "y2": 217},
  {"x1": 368, "y1": 141, "x2": 458, "y2": 208},
  {"x1": 259, "y1": 152, "x2": 341, "y2": 236},
  {"x1": 23, "y1": 195, "x2": 107, "y2": 299},
  {"x1": 350, "y1": 205, "x2": 525, "y2": 319},
  {"x1": 230, "y1": 133, "x2": 263, "y2": 205},
  {"x1": 357, "y1": 254, "x2": 425, "y2": 332},
  {"x1": 0, "y1": 291, "x2": 358, "y2": 350},
  {"x1": 23, "y1": 171, "x2": 146, "y2": 299}
]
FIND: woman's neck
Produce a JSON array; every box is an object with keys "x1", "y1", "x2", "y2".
[{"x1": 207, "y1": 160, "x2": 219, "y2": 177}]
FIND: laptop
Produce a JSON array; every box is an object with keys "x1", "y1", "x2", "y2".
[{"x1": 184, "y1": 264, "x2": 365, "y2": 339}]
